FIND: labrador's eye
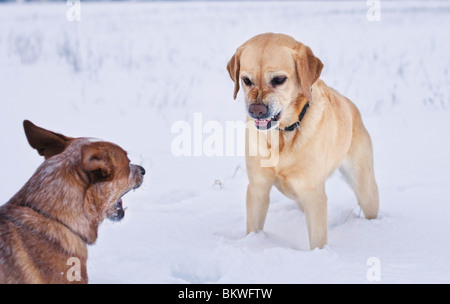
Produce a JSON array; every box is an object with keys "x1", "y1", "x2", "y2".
[
  {"x1": 271, "y1": 76, "x2": 287, "y2": 86},
  {"x1": 242, "y1": 77, "x2": 252, "y2": 87}
]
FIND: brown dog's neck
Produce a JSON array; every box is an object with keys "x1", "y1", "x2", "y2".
[
  {"x1": 7, "y1": 155, "x2": 100, "y2": 245},
  {"x1": 14, "y1": 203, "x2": 90, "y2": 244},
  {"x1": 0, "y1": 203, "x2": 88, "y2": 260},
  {"x1": 1, "y1": 203, "x2": 89, "y2": 258}
]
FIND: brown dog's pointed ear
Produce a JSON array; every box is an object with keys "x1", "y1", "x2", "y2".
[
  {"x1": 81, "y1": 144, "x2": 113, "y2": 182},
  {"x1": 227, "y1": 47, "x2": 243, "y2": 100},
  {"x1": 293, "y1": 44, "x2": 323, "y2": 101},
  {"x1": 23, "y1": 120, "x2": 73, "y2": 160}
]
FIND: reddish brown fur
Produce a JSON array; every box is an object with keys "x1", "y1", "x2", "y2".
[{"x1": 0, "y1": 121, "x2": 144, "y2": 283}]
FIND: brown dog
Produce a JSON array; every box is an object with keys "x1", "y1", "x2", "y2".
[
  {"x1": 0, "y1": 121, "x2": 145, "y2": 283},
  {"x1": 227, "y1": 33, "x2": 379, "y2": 249}
]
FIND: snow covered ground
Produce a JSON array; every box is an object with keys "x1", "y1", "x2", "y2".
[{"x1": 0, "y1": 1, "x2": 449, "y2": 283}]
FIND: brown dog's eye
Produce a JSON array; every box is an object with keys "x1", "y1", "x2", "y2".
[
  {"x1": 271, "y1": 76, "x2": 287, "y2": 86},
  {"x1": 242, "y1": 77, "x2": 252, "y2": 87}
]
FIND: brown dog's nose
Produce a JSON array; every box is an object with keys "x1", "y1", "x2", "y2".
[
  {"x1": 138, "y1": 166, "x2": 145, "y2": 176},
  {"x1": 248, "y1": 104, "x2": 268, "y2": 118}
]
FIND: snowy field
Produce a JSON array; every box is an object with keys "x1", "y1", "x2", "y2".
[{"x1": 0, "y1": 1, "x2": 450, "y2": 283}]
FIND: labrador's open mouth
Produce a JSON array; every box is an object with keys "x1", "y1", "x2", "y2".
[{"x1": 254, "y1": 112, "x2": 281, "y2": 130}]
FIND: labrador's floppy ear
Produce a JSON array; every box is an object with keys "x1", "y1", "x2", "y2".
[
  {"x1": 23, "y1": 120, "x2": 73, "y2": 160},
  {"x1": 293, "y1": 44, "x2": 323, "y2": 101},
  {"x1": 81, "y1": 143, "x2": 113, "y2": 183},
  {"x1": 227, "y1": 46, "x2": 244, "y2": 100}
]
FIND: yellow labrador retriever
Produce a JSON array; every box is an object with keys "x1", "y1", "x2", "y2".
[{"x1": 227, "y1": 33, "x2": 379, "y2": 249}]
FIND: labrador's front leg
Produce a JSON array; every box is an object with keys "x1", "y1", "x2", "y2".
[
  {"x1": 295, "y1": 183, "x2": 328, "y2": 250},
  {"x1": 246, "y1": 180, "x2": 273, "y2": 234}
]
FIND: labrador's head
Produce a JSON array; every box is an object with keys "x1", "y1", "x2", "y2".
[{"x1": 227, "y1": 33, "x2": 323, "y2": 130}]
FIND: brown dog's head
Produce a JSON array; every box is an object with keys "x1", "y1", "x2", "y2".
[
  {"x1": 22, "y1": 120, "x2": 145, "y2": 242},
  {"x1": 227, "y1": 33, "x2": 323, "y2": 130}
]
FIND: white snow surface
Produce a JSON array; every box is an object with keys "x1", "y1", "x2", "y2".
[{"x1": 0, "y1": 1, "x2": 450, "y2": 284}]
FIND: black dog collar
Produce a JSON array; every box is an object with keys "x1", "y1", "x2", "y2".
[{"x1": 277, "y1": 102, "x2": 310, "y2": 132}]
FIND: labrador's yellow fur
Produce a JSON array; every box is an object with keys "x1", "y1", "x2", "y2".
[{"x1": 227, "y1": 33, "x2": 379, "y2": 249}]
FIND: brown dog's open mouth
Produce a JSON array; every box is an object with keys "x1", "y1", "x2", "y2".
[
  {"x1": 110, "y1": 197, "x2": 125, "y2": 222},
  {"x1": 255, "y1": 112, "x2": 281, "y2": 130}
]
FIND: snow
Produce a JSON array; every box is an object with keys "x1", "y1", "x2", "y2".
[{"x1": 0, "y1": 1, "x2": 449, "y2": 283}]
